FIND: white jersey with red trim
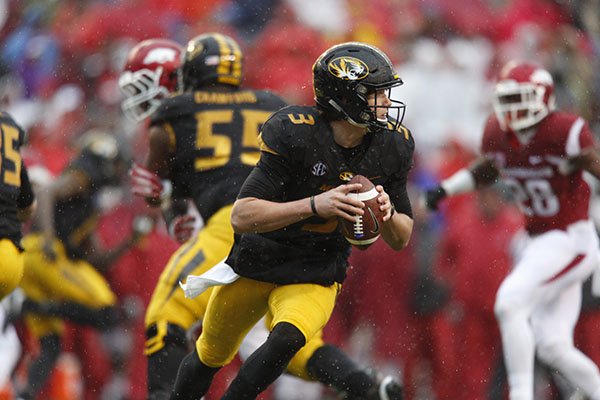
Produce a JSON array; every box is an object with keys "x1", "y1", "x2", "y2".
[{"x1": 481, "y1": 111, "x2": 595, "y2": 235}]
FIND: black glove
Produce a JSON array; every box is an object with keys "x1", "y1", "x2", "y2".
[{"x1": 424, "y1": 186, "x2": 447, "y2": 211}]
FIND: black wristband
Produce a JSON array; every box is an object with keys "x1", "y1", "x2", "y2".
[{"x1": 310, "y1": 195, "x2": 319, "y2": 216}]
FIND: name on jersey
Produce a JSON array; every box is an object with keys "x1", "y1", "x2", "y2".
[
  {"x1": 503, "y1": 167, "x2": 553, "y2": 179},
  {"x1": 194, "y1": 91, "x2": 258, "y2": 104}
]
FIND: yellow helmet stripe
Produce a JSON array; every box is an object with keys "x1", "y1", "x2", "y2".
[
  {"x1": 213, "y1": 33, "x2": 242, "y2": 85},
  {"x1": 213, "y1": 33, "x2": 231, "y2": 78}
]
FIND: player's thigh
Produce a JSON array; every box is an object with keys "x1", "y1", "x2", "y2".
[
  {"x1": 530, "y1": 225, "x2": 600, "y2": 344},
  {"x1": 532, "y1": 282, "x2": 582, "y2": 347},
  {"x1": 67, "y1": 259, "x2": 116, "y2": 306},
  {"x1": 196, "y1": 277, "x2": 273, "y2": 367},
  {"x1": 21, "y1": 234, "x2": 115, "y2": 307},
  {"x1": 0, "y1": 239, "x2": 24, "y2": 299},
  {"x1": 269, "y1": 282, "x2": 340, "y2": 342},
  {"x1": 145, "y1": 210, "x2": 235, "y2": 330},
  {"x1": 496, "y1": 229, "x2": 587, "y2": 312}
]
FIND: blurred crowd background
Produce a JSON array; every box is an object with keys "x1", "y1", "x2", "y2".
[{"x1": 2, "y1": 0, "x2": 600, "y2": 399}]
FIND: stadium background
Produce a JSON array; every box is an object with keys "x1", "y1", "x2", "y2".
[{"x1": 1, "y1": 0, "x2": 600, "y2": 399}]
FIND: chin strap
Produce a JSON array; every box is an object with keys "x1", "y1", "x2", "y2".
[{"x1": 328, "y1": 99, "x2": 368, "y2": 128}]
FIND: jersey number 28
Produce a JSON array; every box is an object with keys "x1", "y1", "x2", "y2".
[{"x1": 504, "y1": 178, "x2": 559, "y2": 217}]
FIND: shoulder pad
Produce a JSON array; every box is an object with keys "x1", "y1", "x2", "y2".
[
  {"x1": 395, "y1": 124, "x2": 414, "y2": 147},
  {"x1": 150, "y1": 94, "x2": 194, "y2": 125},
  {"x1": 258, "y1": 105, "x2": 321, "y2": 158},
  {"x1": 254, "y1": 90, "x2": 288, "y2": 110},
  {"x1": 377, "y1": 124, "x2": 415, "y2": 176}
]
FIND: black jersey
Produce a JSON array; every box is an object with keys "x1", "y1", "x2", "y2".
[
  {"x1": 54, "y1": 153, "x2": 112, "y2": 259},
  {"x1": 150, "y1": 89, "x2": 287, "y2": 221},
  {"x1": 0, "y1": 112, "x2": 34, "y2": 249},
  {"x1": 226, "y1": 105, "x2": 415, "y2": 286}
]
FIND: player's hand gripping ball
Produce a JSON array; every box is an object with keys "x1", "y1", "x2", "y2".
[{"x1": 338, "y1": 175, "x2": 385, "y2": 250}]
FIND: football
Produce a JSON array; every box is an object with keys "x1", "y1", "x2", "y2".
[{"x1": 338, "y1": 175, "x2": 385, "y2": 250}]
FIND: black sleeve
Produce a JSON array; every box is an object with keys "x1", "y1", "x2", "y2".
[
  {"x1": 385, "y1": 125, "x2": 414, "y2": 218},
  {"x1": 238, "y1": 152, "x2": 292, "y2": 200},
  {"x1": 387, "y1": 171, "x2": 413, "y2": 219},
  {"x1": 17, "y1": 163, "x2": 34, "y2": 209},
  {"x1": 25, "y1": 299, "x2": 120, "y2": 329}
]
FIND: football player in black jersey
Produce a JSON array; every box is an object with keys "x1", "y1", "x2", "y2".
[
  {"x1": 128, "y1": 35, "x2": 405, "y2": 400},
  {"x1": 171, "y1": 42, "x2": 414, "y2": 400},
  {"x1": 15, "y1": 130, "x2": 145, "y2": 400},
  {"x1": 0, "y1": 112, "x2": 35, "y2": 300},
  {"x1": 124, "y1": 33, "x2": 298, "y2": 399}
]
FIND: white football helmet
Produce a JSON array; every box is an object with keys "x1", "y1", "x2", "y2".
[
  {"x1": 492, "y1": 61, "x2": 556, "y2": 133},
  {"x1": 119, "y1": 39, "x2": 182, "y2": 122}
]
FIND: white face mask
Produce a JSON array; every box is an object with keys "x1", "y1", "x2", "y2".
[{"x1": 492, "y1": 81, "x2": 554, "y2": 133}]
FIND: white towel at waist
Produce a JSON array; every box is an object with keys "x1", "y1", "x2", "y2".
[{"x1": 179, "y1": 258, "x2": 240, "y2": 299}]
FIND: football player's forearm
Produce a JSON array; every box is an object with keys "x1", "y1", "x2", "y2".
[
  {"x1": 579, "y1": 149, "x2": 600, "y2": 181},
  {"x1": 470, "y1": 157, "x2": 500, "y2": 187},
  {"x1": 37, "y1": 188, "x2": 56, "y2": 240},
  {"x1": 89, "y1": 239, "x2": 135, "y2": 272},
  {"x1": 28, "y1": 301, "x2": 119, "y2": 329},
  {"x1": 231, "y1": 197, "x2": 314, "y2": 234},
  {"x1": 382, "y1": 213, "x2": 413, "y2": 250}
]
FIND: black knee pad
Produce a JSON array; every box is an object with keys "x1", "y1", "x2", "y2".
[{"x1": 268, "y1": 322, "x2": 306, "y2": 356}]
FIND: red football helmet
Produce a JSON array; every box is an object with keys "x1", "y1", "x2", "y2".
[
  {"x1": 492, "y1": 61, "x2": 556, "y2": 133},
  {"x1": 119, "y1": 38, "x2": 182, "y2": 122}
]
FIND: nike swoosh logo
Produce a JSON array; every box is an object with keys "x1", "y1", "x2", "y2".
[{"x1": 368, "y1": 207, "x2": 380, "y2": 233}]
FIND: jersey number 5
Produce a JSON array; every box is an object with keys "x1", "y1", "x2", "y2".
[
  {"x1": 0, "y1": 123, "x2": 21, "y2": 187},
  {"x1": 194, "y1": 109, "x2": 273, "y2": 171}
]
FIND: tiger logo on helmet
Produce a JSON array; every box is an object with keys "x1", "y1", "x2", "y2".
[
  {"x1": 328, "y1": 57, "x2": 369, "y2": 81},
  {"x1": 313, "y1": 42, "x2": 405, "y2": 130}
]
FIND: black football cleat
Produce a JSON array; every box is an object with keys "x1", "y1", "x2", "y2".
[
  {"x1": 367, "y1": 370, "x2": 404, "y2": 400},
  {"x1": 367, "y1": 375, "x2": 403, "y2": 400},
  {"x1": 341, "y1": 368, "x2": 404, "y2": 400}
]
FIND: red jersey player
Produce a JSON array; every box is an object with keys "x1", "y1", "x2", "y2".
[{"x1": 425, "y1": 60, "x2": 600, "y2": 400}]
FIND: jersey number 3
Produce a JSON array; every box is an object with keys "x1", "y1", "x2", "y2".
[
  {"x1": 0, "y1": 123, "x2": 21, "y2": 187},
  {"x1": 194, "y1": 109, "x2": 273, "y2": 171}
]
